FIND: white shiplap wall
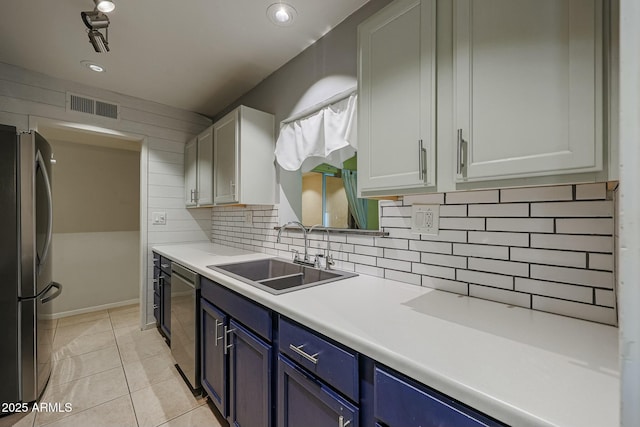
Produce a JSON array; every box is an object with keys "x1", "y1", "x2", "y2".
[{"x1": 0, "y1": 62, "x2": 212, "y2": 325}]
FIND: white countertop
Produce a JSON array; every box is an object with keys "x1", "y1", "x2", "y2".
[{"x1": 153, "y1": 242, "x2": 620, "y2": 427}]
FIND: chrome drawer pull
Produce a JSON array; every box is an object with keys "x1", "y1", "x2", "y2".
[
  {"x1": 338, "y1": 415, "x2": 351, "y2": 427},
  {"x1": 224, "y1": 327, "x2": 236, "y2": 355},
  {"x1": 161, "y1": 263, "x2": 170, "y2": 268},
  {"x1": 289, "y1": 344, "x2": 319, "y2": 365},
  {"x1": 214, "y1": 319, "x2": 224, "y2": 347}
]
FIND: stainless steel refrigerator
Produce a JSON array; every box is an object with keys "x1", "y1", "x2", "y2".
[{"x1": 0, "y1": 124, "x2": 62, "y2": 407}]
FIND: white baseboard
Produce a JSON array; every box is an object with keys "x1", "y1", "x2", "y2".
[{"x1": 48, "y1": 298, "x2": 140, "y2": 319}]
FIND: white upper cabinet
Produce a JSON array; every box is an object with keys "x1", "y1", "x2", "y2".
[
  {"x1": 358, "y1": 0, "x2": 436, "y2": 195},
  {"x1": 184, "y1": 137, "x2": 197, "y2": 207},
  {"x1": 213, "y1": 106, "x2": 275, "y2": 205},
  {"x1": 454, "y1": 0, "x2": 603, "y2": 182},
  {"x1": 184, "y1": 125, "x2": 214, "y2": 208}
]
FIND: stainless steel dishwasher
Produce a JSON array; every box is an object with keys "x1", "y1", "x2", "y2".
[{"x1": 170, "y1": 262, "x2": 201, "y2": 392}]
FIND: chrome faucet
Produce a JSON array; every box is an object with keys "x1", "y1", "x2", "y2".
[
  {"x1": 308, "y1": 225, "x2": 334, "y2": 270},
  {"x1": 277, "y1": 221, "x2": 311, "y2": 265}
]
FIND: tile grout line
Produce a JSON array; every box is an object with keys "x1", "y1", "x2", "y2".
[{"x1": 108, "y1": 309, "x2": 141, "y2": 427}]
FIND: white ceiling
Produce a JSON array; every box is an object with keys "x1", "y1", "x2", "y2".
[{"x1": 0, "y1": 0, "x2": 369, "y2": 117}]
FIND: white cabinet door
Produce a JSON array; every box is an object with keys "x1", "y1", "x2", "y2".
[
  {"x1": 184, "y1": 137, "x2": 197, "y2": 207},
  {"x1": 214, "y1": 110, "x2": 239, "y2": 204},
  {"x1": 196, "y1": 128, "x2": 214, "y2": 206},
  {"x1": 358, "y1": 0, "x2": 436, "y2": 194},
  {"x1": 454, "y1": 0, "x2": 602, "y2": 181}
]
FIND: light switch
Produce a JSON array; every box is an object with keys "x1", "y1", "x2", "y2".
[
  {"x1": 152, "y1": 211, "x2": 167, "y2": 225},
  {"x1": 411, "y1": 204, "x2": 439, "y2": 235}
]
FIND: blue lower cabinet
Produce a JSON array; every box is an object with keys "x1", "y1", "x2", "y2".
[
  {"x1": 228, "y1": 319, "x2": 272, "y2": 427},
  {"x1": 153, "y1": 292, "x2": 160, "y2": 327},
  {"x1": 201, "y1": 299, "x2": 228, "y2": 417},
  {"x1": 374, "y1": 367, "x2": 505, "y2": 427},
  {"x1": 278, "y1": 355, "x2": 359, "y2": 427}
]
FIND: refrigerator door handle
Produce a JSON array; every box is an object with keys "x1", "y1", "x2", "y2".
[
  {"x1": 35, "y1": 149, "x2": 53, "y2": 267},
  {"x1": 41, "y1": 282, "x2": 62, "y2": 304}
]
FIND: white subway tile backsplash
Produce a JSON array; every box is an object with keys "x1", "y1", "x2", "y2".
[
  {"x1": 510, "y1": 247, "x2": 586, "y2": 268},
  {"x1": 439, "y1": 217, "x2": 485, "y2": 231},
  {"x1": 501, "y1": 185, "x2": 573, "y2": 202},
  {"x1": 440, "y1": 205, "x2": 467, "y2": 217},
  {"x1": 421, "y1": 252, "x2": 466, "y2": 269},
  {"x1": 382, "y1": 205, "x2": 412, "y2": 217},
  {"x1": 384, "y1": 269, "x2": 421, "y2": 286},
  {"x1": 575, "y1": 183, "x2": 607, "y2": 200},
  {"x1": 555, "y1": 218, "x2": 614, "y2": 235},
  {"x1": 384, "y1": 248, "x2": 420, "y2": 262},
  {"x1": 589, "y1": 253, "x2": 614, "y2": 271},
  {"x1": 531, "y1": 201, "x2": 613, "y2": 218},
  {"x1": 453, "y1": 243, "x2": 509, "y2": 260},
  {"x1": 374, "y1": 238, "x2": 409, "y2": 250},
  {"x1": 468, "y1": 231, "x2": 529, "y2": 247},
  {"x1": 348, "y1": 253, "x2": 377, "y2": 267},
  {"x1": 380, "y1": 216, "x2": 411, "y2": 228},
  {"x1": 515, "y1": 278, "x2": 593, "y2": 303},
  {"x1": 446, "y1": 190, "x2": 499, "y2": 204},
  {"x1": 595, "y1": 289, "x2": 616, "y2": 308},
  {"x1": 530, "y1": 265, "x2": 613, "y2": 289},
  {"x1": 403, "y1": 193, "x2": 445, "y2": 205},
  {"x1": 378, "y1": 258, "x2": 412, "y2": 272},
  {"x1": 355, "y1": 264, "x2": 385, "y2": 277},
  {"x1": 422, "y1": 277, "x2": 468, "y2": 295},
  {"x1": 532, "y1": 296, "x2": 616, "y2": 325},
  {"x1": 468, "y1": 258, "x2": 529, "y2": 277},
  {"x1": 412, "y1": 263, "x2": 456, "y2": 280},
  {"x1": 456, "y1": 270, "x2": 514, "y2": 290},
  {"x1": 419, "y1": 230, "x2": 467, "y2": 243},
  {"x1": 211, "y1": 183, "x2": 616, "y2": 325},
  {"x1": 354, "y1": 245, "x2": 384, "y2": 257},
  {"x1": 409, "y1": 240, "x2": 452, "y2": 255},
  {"x1": 530, "y1": 234, "x2": 613, "y2": 253},
  {"x1": 469, "y1": 285, "x2": 530, "y2": 308},
  {"x1": 486, "y1": 218, "x2": 553, "y2": 233},
  {"x1": 468, "y1": 203, "x2": 529, "y2": 217}
]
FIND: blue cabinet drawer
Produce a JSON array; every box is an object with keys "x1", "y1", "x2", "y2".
[
  {"x1": 278, "y1": 355, "x2": 358, "y2": 427},
  {"x1": 279, "y1": 317, "x2": 358, "y2": 402},
  {"x1": 160, "y1": 256, "x2": 172, "y2": 275},
  {"x1": 201, "y1": 277, "x2": 272, "y2": 342},
  {"x1": 374, "y1": 367, "x2": 506, "y2": 427}
]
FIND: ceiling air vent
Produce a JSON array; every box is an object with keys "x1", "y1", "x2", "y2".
[{"x1": 67, "y1": 93, "x2": 119, "y2": 120}]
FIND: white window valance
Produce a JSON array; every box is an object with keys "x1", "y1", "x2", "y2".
[{"x1": 275, "y1": 91, "x2": 357, "y2": 172}]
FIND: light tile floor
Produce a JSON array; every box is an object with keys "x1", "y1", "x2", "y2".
[{"x1": 9, "y1": 305, "x2": 224, "y2": 427}]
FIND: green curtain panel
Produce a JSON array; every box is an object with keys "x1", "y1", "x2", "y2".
[{"x1": 342, "y1": 169, "x2": 368, "y2": 229}]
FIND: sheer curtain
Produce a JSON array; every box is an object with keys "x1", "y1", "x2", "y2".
[{"x1": 342, "y1": 169, "x2": 368, "y2": 229}]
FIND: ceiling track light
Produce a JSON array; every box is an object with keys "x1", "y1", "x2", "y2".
[
  {"x1": 81, "y1": 10, "x2": 110, "y2": 53},
  {"x1": 94, "y1": 0, "x2": 115, "y2": 13}
]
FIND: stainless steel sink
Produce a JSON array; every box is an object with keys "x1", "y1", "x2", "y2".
[{"x1": 207, "y1": 258, "x2": 357, "y2": 294}]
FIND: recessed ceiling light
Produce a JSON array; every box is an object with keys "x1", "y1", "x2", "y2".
[
  {"x1": 81, "y1": 60, "x2": 106, "y2": 73},
  {"x1": 94, "y1": 0, "x2": 115, "y2": 13},
  {"x1": 267, "y1": 3, "x2": 297, "y2": 27}
]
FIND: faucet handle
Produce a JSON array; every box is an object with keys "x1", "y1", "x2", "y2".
[{"x1": 291, "y1": 249, "x2": 300, "y2": 262}]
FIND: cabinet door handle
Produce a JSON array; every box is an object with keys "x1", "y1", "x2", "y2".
[
  {"x1": 457, "y1": 129, "x2": 467, "y2": 175},
  {"x1": 214, "y1": 319, "x2": 224, "y2": 347},
  {"x1": 190, "y1": 189, "x2": 194, "y2": 203},
  {"x1": 161, "y1": 264, "x2": 170, "y2": 269},
  {"x1": 338, "y1": 415, "x2": 351, "y2": 427},
  {"x1": 153, "y1": 304, "x2": 158, "y2": 309},
  {"x1": 289, "y1": 344, "x2": 319, "y2": 365},
  {"x1": 418, "y1": 139, "x2": 426, "y2": 182},
  {"x1": 224, "y1": 326, "x2": 236, "y2": 355}
]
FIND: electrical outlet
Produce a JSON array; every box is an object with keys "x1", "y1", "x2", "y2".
[
  {"x1": 243, "y1": 210, "x2": 253, "y2": 225},
  {"x1": 411, "y1": 204, "x2": 439, "y2": 235},
  {"x1": 152, "y1": 211, "x2": 167, "y2": 225}
]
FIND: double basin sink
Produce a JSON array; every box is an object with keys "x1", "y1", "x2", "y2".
[{"x1": 207, "y1": 258, "x2": 357, "y2": 295}]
